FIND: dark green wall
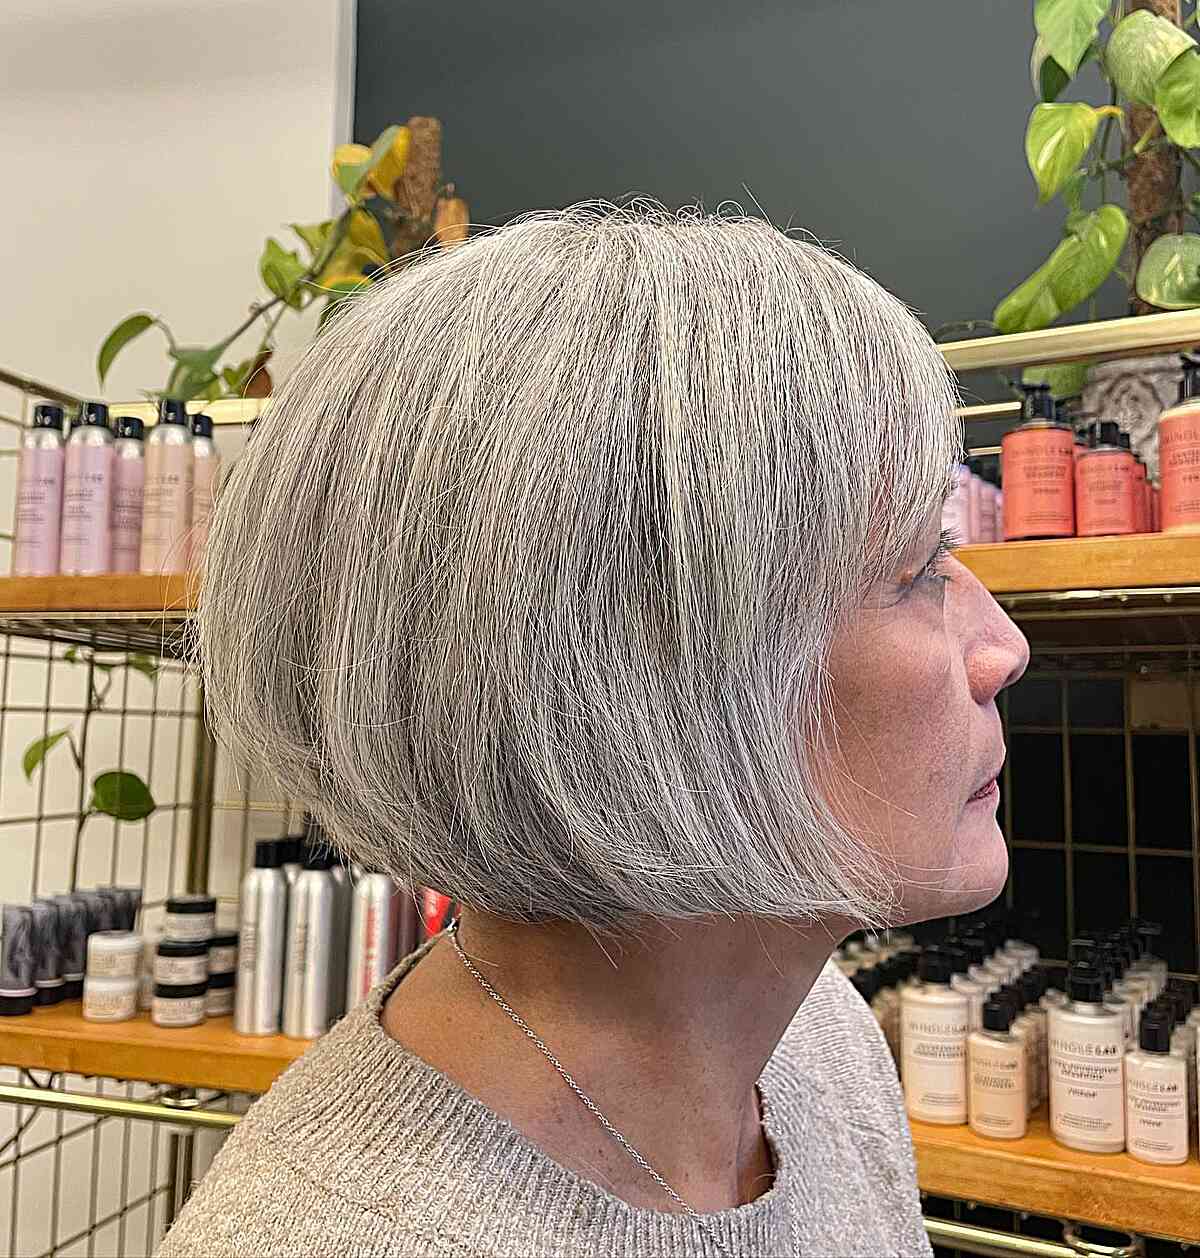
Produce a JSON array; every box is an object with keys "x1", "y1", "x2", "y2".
[{"x1": 354, "y1": 0, "x2": 1124, "y2": 401}]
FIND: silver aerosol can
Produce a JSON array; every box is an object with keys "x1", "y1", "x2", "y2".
[
  {"x1": 347, "y1": 869, "x2": 406, "y2": 1009},
  {"x1": 282, "y1": 844, "x2": 335, "y2": 1039},
  {"x1": 234, "y1": 840, "x2": 287, "y2": 1036},
  {"x1": 304, "y1": 816, "x2": 349, "y2": 1022}
]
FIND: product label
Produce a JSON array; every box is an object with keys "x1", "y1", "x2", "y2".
[
  {"x1": 1161, "y1": 413, "x2": 1200, "y2": 529},
  {"x1": 83, "y1": 984, "x2": 137, "y2": 1022},
  {"x1": 208, "y1": 943, "x2": 237, "y2": 974},
  {"x1": 205, "y1": 985, "x2": 234, "y2": 1017},
  {"x1": 88, "y1": 948, "x2": 140, "y2": 979},
  {"x1": 1048, "y1": 1017, "x2": 1125, "y2": 1146},
  {"x1": 902, "y1": 997, "x2": 968, "y2": 1121},
  {"x1": 1001, "y1": 430, "x2": 1075, "y2": 539},
  {"x1": 154, "y1": 954, "x2": 207, "y2": 985},
  {"x1": 1126, "y1": 1064, "x2": 1188, "y2": 1162},
  {"x1": 141, "y1": 443, "x2": 194, "y2": 570},
  {"x1": 61, "y1": 443, "x2": 114, "y2": 572},
  {"x1": 14, "y1": 448, "x2": 63, "y2": 575},
  {"x1": 163, "y1": 912, "x2": 213, "y2": 942},
  {"x1": 969, "y1": 1038, "x2": 1027, "y2": 1136},
  {"x1": 239, "y1": 921, "x2": 258, "y2": 971},
  {"x1": 110, "y1": 459, "x2": 144, "y2": 567},
  {"x1": 1075, "y1": 453, "x2": 1136, "y2": 536},
  {"x1": 152, "y1": 994, "x2": 205, "y2": 1027}
]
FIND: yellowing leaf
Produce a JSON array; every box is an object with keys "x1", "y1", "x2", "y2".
[
  {"x1": 368, "y1": 126, "x2": 412, "y2": 200},
  {"x1": 331, "y1": 142, "x2": 372, "y2": 198},
  {"x1": 348, "y1": 209, "x2": 388, "y2": 260}
]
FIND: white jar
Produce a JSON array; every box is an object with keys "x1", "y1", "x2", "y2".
[
  {"x1": 163, "y1": 895, "x2": 216, "y2": 943},
  {"x1": 154, "y1": 940, "x2": 209, "y2": 986},
  {"x1": 86, "y1": 930, "x2": 142, "y2": 979},
  {"x1": 83, "y1": 974, "x2": 138, "y2": 1022},
  {"x1": 152, "y1": 982, "x2": 207, "y2": 1027}
]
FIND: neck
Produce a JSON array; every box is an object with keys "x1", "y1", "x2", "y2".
[{"x1": 382, "y1": 910, "x2": 843, "y2": 1213}]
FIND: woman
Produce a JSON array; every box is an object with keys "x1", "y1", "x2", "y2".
[{"x1": 162, "y1": 202, "x2": 1027, "y2": 1257}]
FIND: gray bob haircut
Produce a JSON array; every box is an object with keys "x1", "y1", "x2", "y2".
[{"x1": 196, "y1": 200, "x2": 960, "y2": 930}]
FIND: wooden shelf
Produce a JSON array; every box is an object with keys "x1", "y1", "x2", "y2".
[
  {"x1": 0, "y1": 1000, "x2": 308, "y2": 1093},
  {"x1": 0, "y1": 574, "x2": 197, "y2": 656},
  {"x1": 957, "y1": 534, "x2": 1200, "y2": 595},
  {"x1": 912, "y1": 1108, "x2": 1200, "y2": 1241}
]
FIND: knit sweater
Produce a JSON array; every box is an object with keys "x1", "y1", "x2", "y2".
[{"x1": 158, "y1": 935, "x2": 931, "y2": 1258}]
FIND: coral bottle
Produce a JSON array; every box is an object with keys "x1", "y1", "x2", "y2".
[
  {"x1": 1002, "y1": 384, "x2": 1075, "y2": 540},
  {"x1": 1076, "y1": 422, "x2": 1137, "y2": 538},
  {"x1": 1159, "y1": 354, "x2": 1200, "y2": 534}
]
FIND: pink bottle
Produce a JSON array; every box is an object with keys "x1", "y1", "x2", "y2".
[
  {"x1": 942, "y1": 461, "x2": 970, "y2": 542},
  {"x1": 189, "y1": 412, "x2": 222, "y2": 569},
  {"x1": 139, "y1": 399, "x2": 194, "y2": 575},
  {"x1": 13, "y1": 403, "x2": 66, "y2": 576},
  {"x1": 110, "y1": 416, "x2": 146, "y2": 573},
  {"x1": 60, "y1": 402, "x2": 114, "y2": 575}
]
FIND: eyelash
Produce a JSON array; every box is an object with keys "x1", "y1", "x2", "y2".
[{"x1": 911, "y1": 529, "x2": 959, "y2": 589}]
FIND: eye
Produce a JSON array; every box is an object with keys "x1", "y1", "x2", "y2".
[{"x1": 902, "y1": 529, "x2": 959, "y2": 593}]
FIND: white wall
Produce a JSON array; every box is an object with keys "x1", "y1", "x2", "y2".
[
  {"x1": 2, "y1": 0, "x2": 354, "y2": 401},
  {"x1": 0, "y1": 4, "x2": 353, "y2": 1253}
]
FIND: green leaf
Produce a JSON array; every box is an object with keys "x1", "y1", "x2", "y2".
[
  {"x1": 1034, "y1": 0, "x2": 1109, "y2": 76},
  {"x1": 167, "y1": 345, "x2": 222, "y2": 402},
  {"x1": 1106, "y1": 10, "x2": 1195, "y2": 105},
  {"x1": 1156, "y1": 48, "x2": 1200, "y2": 147},
  {"x1": 292, "y1": 220, "x2": 335, "y2": 258},
  {"x1": 1022, "y1": 361, "x2": 1090, "y2": 397},
  {"x1": 1135, "y1": 233, "x2": 1200, "y2": 309},
  {"x1": 63, "y1": 647, "x2": 78, "y2": 664},
  {"x1": 23, "y1": 729, "x2": 69, "y2": 780},
  {"x1": 89, "y1": 771, "x2": 156, "y2": 822},
  {"x1": 316, "y1": 279, "x2": 371, "y2": 331},
  {"x1": 1031, "y1": 34, "x2": 1070, "y2": 101},
  {"x1": 994, "y1": 204, "x2": 1129, "y2": 333},
  {"x1": 1060, "y1": 168, "x2": 1087, "y2": 214},
  {"x1": 1025, "y1": 103, "x2": 1101, "y2": 204},
  {"x1": 259, "y1": 238, "x2": 308, "y2": 309},
  {"x1": 97, "y1": 313, "x2": 155, "y2": 387},
  {"x1": 126, "y1": 653, "x2": 159, "y2": 680}
]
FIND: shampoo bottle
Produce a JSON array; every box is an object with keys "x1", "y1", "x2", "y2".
[
  {"x1": 1048, "y1": 964, "x2": 1126, "y2": 1153},
  {"x1": 60, "y1": 402, "x2": 114, "y2": 575},
  {"x1": 1001, "y1": 383, "x2": 1075, "y2": 540},
  {"x1": 968, "y1": 997, "x2": 1028, "y2": 1140},
  {"x1": 110, "y1": 417, "x2": 145, "y2": 573},
  {"x1": 1159, "y1": 352, "x2": 1200, "y2": 533},
  {"x1": 1125, "y1": 1010, "x2": 1188, "y2": 1165},
  {"x1": 1076, "y1": 421, "x2": 1137, "y2": 537},
  {"x1": 139, "y1": 398, "x2": 194, "y2": 574},
  {"x1": 13, "y1": 404, "x2": 65, "y2": 576},
  {"x1": 189, "y1": 412, "x2": 221, "y2": 568},
  {"x1": 900, "y1": 947, "x2": 969, "y2": 1124}
]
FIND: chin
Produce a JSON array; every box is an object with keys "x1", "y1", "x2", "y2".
[{"x1": 888, "y1": 818, "x2": 1010, "y2": 927}]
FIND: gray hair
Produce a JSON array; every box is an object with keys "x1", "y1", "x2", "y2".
[{"x1": 196, "y1": 200, "x2": 960, "y2": 929}]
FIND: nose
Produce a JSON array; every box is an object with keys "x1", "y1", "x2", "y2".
[{"x1": 950, "y1": 557, "x2": 1030, "y2": 706}]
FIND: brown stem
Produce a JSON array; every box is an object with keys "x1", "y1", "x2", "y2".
[{"x1": 1124, "y1": 0, "x2": 1185, "y2": 314}]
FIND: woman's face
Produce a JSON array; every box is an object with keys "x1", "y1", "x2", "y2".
[{"x1": 824, "y1": 517, "x2": 1029, "y2": 926}]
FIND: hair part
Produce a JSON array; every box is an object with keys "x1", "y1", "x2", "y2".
[{"x1": 195, "y1": 199, "x2": 960, "y2": 930}]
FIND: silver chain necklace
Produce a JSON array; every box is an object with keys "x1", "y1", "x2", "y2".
[{"x1": 446, "y1": 916, "x2": 734, "y2": 1257}]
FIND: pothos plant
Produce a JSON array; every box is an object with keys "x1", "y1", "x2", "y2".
[
  {"x1": 95, "y1": 116, "x2": 469, "y2": 401},
  {"x1": 946, "y1": 1, "x2": 1200, "y2": 395},
  {"x1": 23, "y1": 648, "x2": 159, "y2": 890}
]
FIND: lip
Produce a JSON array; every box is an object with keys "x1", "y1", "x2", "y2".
[{"x1": 968, "y1": 754, "x2": 1005, "y2": 803}]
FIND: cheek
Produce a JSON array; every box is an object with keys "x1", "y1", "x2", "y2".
[{"x1": 824, "y1": 614, "x2": 969, "y2": 851}]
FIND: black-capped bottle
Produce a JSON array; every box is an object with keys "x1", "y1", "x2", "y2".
[
  {"x1": 1047, "y1": 964, "x2": 1125, "y2": 1153},
  {"x1": 110, "y1": 417, "x2": 145, "y2": 573},
  {"x1": 60, "y1": 401, "x2": 114, "y2": 575},
  {"x1": 968, "y1": 997, "x2": 1028, "y2": 1140},
  {"x1": 1002, "y1": 382, "x2": 1075, "y2": 540},
  {"x1": 1125, "y1": 1011, "x2": 1188, "y2": 1165},
  {"x1": 900, "y1": 947, "x2": 969, "y2": 1124},
  {"x1": 13, "y1": 403, "x2": 66, "y2": 576}
]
